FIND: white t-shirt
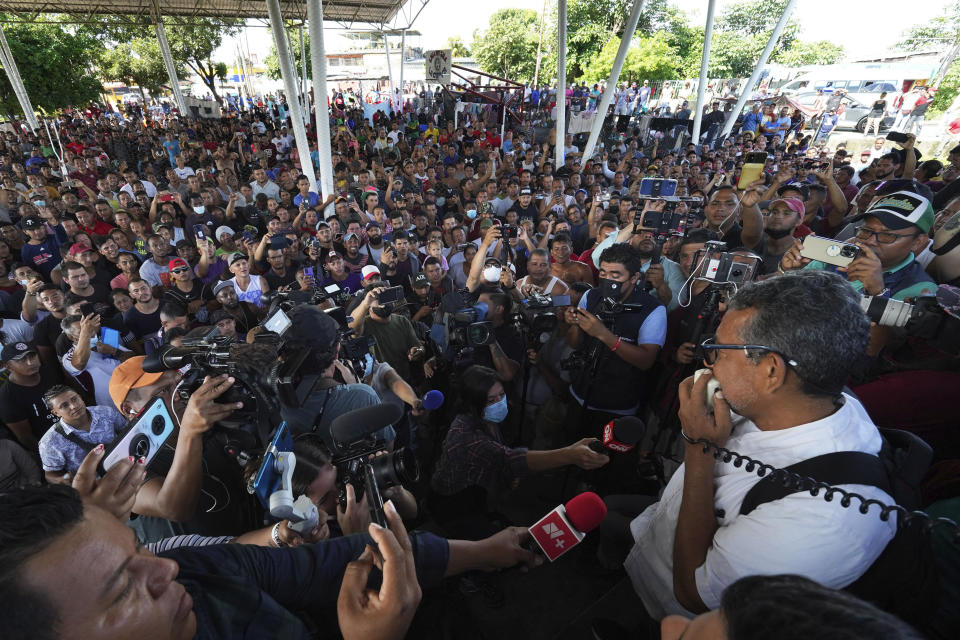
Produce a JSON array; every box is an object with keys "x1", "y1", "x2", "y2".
[{"x1": 625, "y1": 394, "x2": 897, "y2": 619}]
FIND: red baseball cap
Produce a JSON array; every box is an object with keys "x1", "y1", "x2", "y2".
[
  {"x1": 168, "y1": 258, "x2": 189, "y2": 270},
  {"x1": 68, "y1": 242, "x2": 94, "y2": 256}
]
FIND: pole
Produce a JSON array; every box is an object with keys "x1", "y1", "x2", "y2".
[
  {"x1": 533, "y1": 0, "x2": 548, "y2": 89},
  {"x1": 42, "y1": 119, "x2": 61, "y2": 163},
  {"x1": 0, "y1": 26, "x2": 38, "y2": 131},
  {"x1": 399, "y1": 29, "x2": 406, "y2": 109},
  {"x1": 555, "y1": 0, "x2": 567, "y2": 167},
  {"x1": 266, "y1": 0, "x2": 318, "y2": 190},
  {"x1": 299, "y1": 23, "x2": 310, "y2": 126},
  {"x1": 720, "y1": 0, "x2": 797, "y2": 139},
  {"x1": 384, "y1": 34, "x2": 396, "y2": 111},
  {"x1": 150, "y1": 1, "x2": 187, "y2": 115},
  {"x1": 580, "y1": 0, "x2": 646, "y2": 164},
  {"x1": 691, "y1": 0, "x2": 717, "y2": 143},
  {"x1": 307, "y1": 0, "x2": 335, "y2": 204}
]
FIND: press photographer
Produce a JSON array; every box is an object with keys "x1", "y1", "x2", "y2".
[{"x1": 563, "y1": 242, "x2": 666, "y2": 431}]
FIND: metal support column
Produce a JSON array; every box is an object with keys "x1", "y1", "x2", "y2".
[
  {"x1": 307, "y1": 0, "x2": 335, "y2": 202},
  {"x1": 691, "y1": 0, "x2": 717, "y2": 142},
  {"x1": 0, "y1": 26, "x2": 38, "y2": 131},
  {"x1": 266, "y1": 0, "x2": 317, "y2": 190},
  {"x1": 299, "y1": 23, "x2": 309, "y2": 126},
  {"x1": 399, "y1": 29, "x2": 406, "y2": 108},
  {"x1": 720, "y1": 0, "x2": 797, "y2": 139},
  {"x1": 580, "y1": 0, "x2": 646, "y2": 163},
  {"x1": 151, "y1": 1, "x2": 187, "y2": 115},
  {"x1": 384, "y1": 34, "x2": 396, "y2": 111},
  {"x1": 555, "y1": 0, "x2": 567, "y2": 167}
]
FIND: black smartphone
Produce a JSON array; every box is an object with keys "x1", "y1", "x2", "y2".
[
  {"x1": 193, "y1": 224, "x2": 206, "y2": 241},
  {"x1": 79, "y1": 302, "x2": 96, "y2": 317},
  {"x1": 886, "y1": 131, "x2": 909, "y2": 143},
  {"x1": 377, "y1": 286, "x2": 405, "y2": 305}
]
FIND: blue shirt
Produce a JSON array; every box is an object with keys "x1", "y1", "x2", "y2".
[
  {"x1": 293, "y1": 192, "x2": 320, "y2": 208},
  {"x1": 742, "y1": 111, "x2": 762, "y2": 133},
  {"x1": 38, "y1": 405, "x2": 127, "y2": 474},
  {"x1": 20, "y1": 236, "x2": 62, "y2": 278}
]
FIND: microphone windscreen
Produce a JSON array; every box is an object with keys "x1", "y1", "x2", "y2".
[
  {"x1": 613, "y1": 416, "x2": 646, "y2": 445},
  {"x1": 564, "y1": 492, "x2": 607, "y2": 534},
  {"x1": 329, "y1": 403, "x2": 404, "y2": 449},
  {"x1": 422, "y1": 390, "x2": 444, "y2": 411}
]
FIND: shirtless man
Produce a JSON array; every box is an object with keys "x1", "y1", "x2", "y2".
[
  {"x1": 549, "y1": 232, "x2": 594, "y2": 285},
  {"x1": 514, "y1": 248, "x2": 568, "y2": 302}
]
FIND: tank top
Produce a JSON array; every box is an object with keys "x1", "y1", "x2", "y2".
[{"x1": 231, "y1": 275, "x2": 264, "y2": 308}]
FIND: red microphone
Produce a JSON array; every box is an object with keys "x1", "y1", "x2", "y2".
[
  {"x1": 589, "y1": 416, "x2": 646, "y2": 454},
  {"x1": 527, "y1": 492, "x2": 607, "y2": 562}
]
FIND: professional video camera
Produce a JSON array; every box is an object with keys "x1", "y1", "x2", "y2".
[
  {"x1": 860, "y1": 284, "x2": 960, "y2": 355},
  {"x1": 328, "y1": 404, "x2": 419, "y2": 526},
  {"x1": 633, "y1": 196, "x2": 704, "y2": 267},
  {"x1": 338, "y1": 327, "x2": 375, "y2": 380},
  {"x1": 692, "y1": 240, "x2": 761, "y2": 288},
  {"x1": 429, "y1": 291, "x2": 495, "y2": 363},
  {"x1": 515, "y1": 292, "x2": 572, "y2": 336},
  {"x1": 264, "y1": 288, "x2": 329, "y2": 318}
]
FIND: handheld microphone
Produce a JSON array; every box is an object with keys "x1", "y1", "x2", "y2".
[
  {"x1": 329, "y1": 403, "x2": 403, "y2": 452},
  {"x1": 527, "y1": 492, "x2": 607, "y2": 562},
  {"x1": 588, "y1": 416, "x2": 645, "y2": 454},
  {"x1": 420, "y1": 389, "x2": 444, "y2": 411}
]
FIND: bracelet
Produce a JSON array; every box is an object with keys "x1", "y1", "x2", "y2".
[
  {"x1": 610, "y1": 336, "x2": 622, "y2": 352},
  {"x1": 777, "y1": 265, "x2": 786, "y2": 276},
  {"x1": 271, "y1": 522, "x2": 287, "y2": 548}
]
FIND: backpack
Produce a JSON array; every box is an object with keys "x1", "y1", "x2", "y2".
[{"x1": 739, "y1": 428, "x2": 938, "y2": 632}]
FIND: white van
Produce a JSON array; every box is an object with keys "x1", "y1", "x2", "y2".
[{"x1": 778, "y1": 61, "x2": 936, "y2": 105}]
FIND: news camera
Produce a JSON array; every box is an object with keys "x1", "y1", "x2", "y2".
[
  {"x1": 429, "y1": 290, "x2": 495, "y2": 364},
  {"x1": 515, "y1": 292, "x2": 572, "y2": 337},
  {"x1": 860, "y1": 284, "x2": 960, "y2": 355},
  {"x1": 328, "y1": 404, "x2": 420, "y2": 527}
]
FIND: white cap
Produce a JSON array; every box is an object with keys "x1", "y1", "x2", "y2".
[
  {"x1": 215, "y1": 225, "x2": 235, "y2": 241},
  {"x1": 361, "y1": 265, "x2": 381, "y2": 281}
]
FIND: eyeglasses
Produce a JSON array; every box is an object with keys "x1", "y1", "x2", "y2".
[
  {"x1": 853, "y1": 227, "x2": 919, "y2": 244},
  {"x1": 700, "y1": 337, "x2": 798, "y2": 367},
  {"x1": 171, "y1": 267, "x2": 189, "y2": 274}
]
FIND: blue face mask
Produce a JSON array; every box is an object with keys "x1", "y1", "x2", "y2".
[
  {"x1": 436, "y1": 197, "x2": 446, "y2": 207},
  {"x1": 483, "y1": 396, "x2": 509, "y2": 423},
  {"x1": 362, "y1": 353, "x2": 374, "y2": 378},
  {"x1": 466, "y1": 209, "x2": 478, "y2": 220}
]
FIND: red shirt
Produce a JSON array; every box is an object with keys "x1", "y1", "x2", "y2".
[{"x1": 81, "y1": 219, "x2": 115, "y2": 236}]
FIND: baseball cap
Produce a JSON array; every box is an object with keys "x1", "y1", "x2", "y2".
[
  {"x1": 477, "y1": 202, "x2": 494, "y2": 215},
  {"x1": 361, "y1": 265, "x2": 381, "y2": 281},
  {"x1": 213, "y1": 280, "x2": 234, "y2": 296},
  {"x1": 856, "y1": 191, "x2": 935, "y2": 234},
  {"x1": 326, "y1": 250, "x2": 342, "y2": 263},
  {"x1": 68, "y1": 242, "x2": 93, "y2": 256},
  {"x1": 21, "y1": 217, "x2": 43, "y2": 230},
  {"x1": 285, "y1": 305, "x2": 339, "y2": 351},
  {"x1": 519, "y1": 187, "x2": 532, "y2": 196},
  {"x1": 365, "y1": 221, "x2": 381, "y2": 230},
  {"x1": 768, "y1": 198, "x2": 805, "y2": 216},
  {"x1": 168, "y1": 258, "x2": 188, "y2": 271},
  {"x1": 412, "y1": 273, "x2": 429, "y2": 289},
  {"x1": 316, "y1": 220, "x2": 330, "y2": 230},
  {"x1": 343, "y1": 232, "x2": 360, "y2": 243},
  {"x1": 228, "y1": 252, "x2": 248, "y2": 266},
  {"x1": 215, "y1": 225, "x2": 234, "y2": 241},
  {"x1": 1, "y1": 341, "x2": 36, "y2": 362},
  {"x1": 108, "y1": 356, "x2": 165, "y2": 411}
]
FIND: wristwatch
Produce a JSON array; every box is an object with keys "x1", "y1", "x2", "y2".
[{"x1": 271, "y1": 522, "x2": 287, "y2": 547}]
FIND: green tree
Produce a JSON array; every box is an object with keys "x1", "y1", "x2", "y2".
[
  {"x1": 265, "y1": 25, "x2": 310, "y2": 81},
  {"x1": 580, "y1": 33, "x2": 680, "y2": 85},
  {"x1": 165, "y1": 18, "x2": 241, "y2": 105},
  {"x1": 472, "y1": 9, "x2": 543, "y2": 82},
  {"x1": 100, "y1": 39, "x2": 180, "y2": 101},
  {"x1": 774, "y1": 40, "x2": 845, "y2": 67},
  {"x1": 447, "y1": 36, "x2": 471, "y2": 58},
  {"x1": 898, "y1": 2, "x2": 960, "y2": 87},
  {"x1": 0, "y1": 18, "x2": 102, "y2": 119}
]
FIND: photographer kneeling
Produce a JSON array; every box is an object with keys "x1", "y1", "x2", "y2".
[{"x1": 430, "y1": 365, "x2": 609, "y2": 539}]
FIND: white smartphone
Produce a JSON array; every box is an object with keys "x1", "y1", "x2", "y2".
[
  {"x1": 694, "y1": 368, "x2": 722, "y2": 411},
  {"x1": 98, "y1": 395, "x2": 177, "y2": 476},
  {"x1": 800, "y1": 235, "x2": 862, "y2": 268}
]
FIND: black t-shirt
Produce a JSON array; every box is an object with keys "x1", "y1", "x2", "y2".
[
  {"x1": 124, "y1": 305, "x2": 162, "y2": 339},
  {"x1": 0, "y1": 366, "x2": 64, "y2": 444},
  {"x1": 509, "y1": 201, "x2": 540, "y2": 220},
  {"x1": 264, "y1": 268, "x2": 298, "y2": 291},
  {"x1": 163, "y1": 280, "x2": 205, "y2": 308},
  {"x1": 33, "y1": 313, "x2": 65, "y2": 349},
  {"x1": 470, "y1": 322, "x2": 524, "y2": 372}
]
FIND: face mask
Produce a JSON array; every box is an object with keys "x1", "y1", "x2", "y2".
[
  {"x1": 193, "y1": 206, "x2": 205, "y2": 215},
  {"x1": 599, "y1": 277, "x2": 624, "y2": 300},
  {"x1": 482, "y1": 265, "x2": 501, "y2": 283},
  {"x1": 483, "y1": 395, "x2": 509, "y2": 423},
  {"x1": 466, "y1": 209, "x2": 477, "y2": 220},
  {"x1": 33, "y1": 200, "x2": 45, "y2": 207},
  {"x1": 362, "y1": 352, "x2": 375, "y2": 378},
  {"x1": 764, "y1": 226, "x2": 793, "y2": 239},
  {"x1": 436, "y1": 197, "x2": 446, "y2": 207}
]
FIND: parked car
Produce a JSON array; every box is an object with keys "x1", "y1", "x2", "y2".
[{"x1": 793, "y1": 92, "x2": 896, "y2": 133}]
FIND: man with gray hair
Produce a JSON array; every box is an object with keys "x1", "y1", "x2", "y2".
[{"x1": 623, "y1": 271, "x2": 896, "y2": 620}]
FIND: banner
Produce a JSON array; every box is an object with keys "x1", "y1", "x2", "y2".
[{"x1": 425, "y1": 50, "x2": 452, "y2": 85}]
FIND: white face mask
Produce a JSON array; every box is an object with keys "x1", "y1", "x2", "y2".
[
  {"x1": 482, "y1": 265, "x2": 501, "y2": 283},
  {"x1": 193, "y1": 206, "x2": 205, "y2": 215}
]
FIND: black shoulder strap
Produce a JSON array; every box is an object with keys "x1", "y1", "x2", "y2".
[
  {"x1": 740, "y1": 451, "x2": 892, "y2": 517},
  {"x1": 54, "y1": 422, "x2": 96, "y2": 454}
]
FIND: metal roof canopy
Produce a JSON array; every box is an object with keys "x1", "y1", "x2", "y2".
[{"x1": 0, "y1": 0, "x2": 425, "y2": 28}]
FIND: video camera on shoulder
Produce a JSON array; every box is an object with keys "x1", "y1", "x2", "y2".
[{"x1": 517, "y1": 292, "x2": 572, "y2": 336}]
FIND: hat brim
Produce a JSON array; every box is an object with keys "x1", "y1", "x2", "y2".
[{"x1": 854, "y1": 210, "x2": 917, "y2": 231}]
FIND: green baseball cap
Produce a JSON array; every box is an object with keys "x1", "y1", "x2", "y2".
[{"x1": 858, "y1": 191, "x2": 935, "y2": 234}]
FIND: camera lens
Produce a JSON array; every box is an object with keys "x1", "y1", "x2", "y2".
[
  {"x1": 129, "y1": 433, "x2": 151, "y2": 459},
  {"x1": 840, "y1": 246, "x2": 858, "y2": 258},
  {"x1": 371, "y1": 447, "x2": 420, "y2": 489},
  {"x1": 151, "y1": 415, "x2": 166, "y2": 436}
]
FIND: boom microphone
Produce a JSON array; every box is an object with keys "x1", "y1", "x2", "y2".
[
  {"x1": 589, "y1": 416, "x2": 646, "y2": 454},
  {"x1": 329, "y1": 403, "x2": 404, "y2": 450},
  {"x1": 527, "y1": 492, "x2": 607, "y2": 562},
  {"x1": 421, "y1": 389, "x2": 444, "y2": 411}
]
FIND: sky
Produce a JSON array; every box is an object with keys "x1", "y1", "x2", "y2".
[{"x1": 218, "y1": 0, "x2": 947, "y2": 70}]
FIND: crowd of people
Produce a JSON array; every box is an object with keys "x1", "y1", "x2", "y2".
[{"x1": 0, "y1": 79, "x2": 958, "y2": 640}]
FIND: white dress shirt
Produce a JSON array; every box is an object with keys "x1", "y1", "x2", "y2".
[{"x1": 625, "y1": 394, "x2": 897, "y2": 619}]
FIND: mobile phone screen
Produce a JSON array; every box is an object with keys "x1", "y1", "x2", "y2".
[{"x1": 99, "y1": 327, "x2": 120, "y2": 349}]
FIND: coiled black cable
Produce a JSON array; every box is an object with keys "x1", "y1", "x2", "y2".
[{"x1": 679, "y1": 431, "x2": 960, "y2": 542}]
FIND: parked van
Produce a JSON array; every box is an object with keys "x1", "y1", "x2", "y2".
[{"x1": 778, "y1": 61, "x2": 937, "y2": 104}]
